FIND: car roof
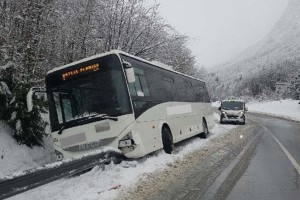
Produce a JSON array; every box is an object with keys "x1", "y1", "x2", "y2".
[{"x1": 222, "y1": 100, "x2": 244, "y2": 102}]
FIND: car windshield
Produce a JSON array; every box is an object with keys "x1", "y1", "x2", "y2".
[
  {"x1": 222, "y1": 101, "x2": 244, "y2": 110},
  {"x1": 47, "y1": 55, "x2": 131, "y2": 131}
]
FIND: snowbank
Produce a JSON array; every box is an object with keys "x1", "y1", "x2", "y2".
[
  {"x1": 211, "y1": 101, "x2": 221, "y2": 108},
  {"x1": 0, "y1": 121, "x2": 55, "y2": 178},
  {"x1": 247, "y1": 100, "x2": 300, "y2": 122}
]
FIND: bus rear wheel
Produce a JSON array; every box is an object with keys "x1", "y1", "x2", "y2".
[
  {"x1": 162, "y1": 127, "x2": 174, "y2": 154},
  {"x1": 200, "y1": 120, "x2": 209, "y2": 139}
]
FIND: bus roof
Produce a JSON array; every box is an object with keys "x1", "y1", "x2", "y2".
[{"x1": 47, "y1": 50, "x2": 205, "y2": 83}]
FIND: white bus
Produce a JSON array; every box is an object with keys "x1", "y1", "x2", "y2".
[{"x1": 45, "y1": 50, "x2": 215, "y2": 161}]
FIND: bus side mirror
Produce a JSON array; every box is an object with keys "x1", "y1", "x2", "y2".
[
  {"x1": 218, "y1": 107, "x2": 221, "y2": 111},
  {"x1": 123, "y1": 61, "x2": 135, "y2": 84},
  {"x1": 27, "y1": 87, "x2": 46, "y2": 112}
]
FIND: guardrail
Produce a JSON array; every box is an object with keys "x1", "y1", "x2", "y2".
[{"x1": 0, "y1": 150, "x2": 123, "y2": 199}]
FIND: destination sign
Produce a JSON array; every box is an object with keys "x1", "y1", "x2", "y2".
[{"x1": 61, "y1": 63, "x2": 100, "y2": 81}]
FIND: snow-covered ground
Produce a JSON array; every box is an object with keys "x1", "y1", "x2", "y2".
[
  {"x1": 212, "y1": 100, "x2": 300, "y2": 122},
  {"x1": 7, "y1": 113, "x2": 236, "y2": 200},
  {"x1": 0, "y1": 121, "x2": 55, "y2": 178},
  {"x1": 247, "y1": 100, "x2": 300, "y2": 122}
]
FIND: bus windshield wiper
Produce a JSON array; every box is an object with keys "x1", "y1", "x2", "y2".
[
  {"x1": 58, "y1": 120, "x2": 78, "y2": 135},
  {"x1": 77, "y1": 114, "x2": 118, "y2": 124},
  {"x1": 58, "y1": 114, "x2": 117, "y2": 134}
]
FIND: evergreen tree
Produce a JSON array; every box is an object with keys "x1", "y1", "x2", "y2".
[
  {"x1": 0, "y1": 0, "x2": 49, "y2": 147},
  {"x1": 294, "y1": 73, "x2": 300, "y2": 100},
  {"x1": 8, "y1": 82, "x2": 47, "y2": 147},
  {"x1": 0, "y1": 62, "x2": 14, "y2": 119}
]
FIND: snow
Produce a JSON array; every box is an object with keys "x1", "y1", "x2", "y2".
[
  {"x1": 0, "y1": 121, "x2": 55, "y2": 178},
  {"x1": 15, "y1": 120, "x2": 21, "y2": 133},
  {"x1": 0, "y1": 82, "x2": 11, "y2": 95},
  {"x1": 0, "y1": 61, "x2": 14, "y2": 70},
  {"x1": 8, "y1": 113, "x2": 236, "y2": 200},
  {"x1": 247, "y1": 99, "x2": 300, "y2": 122},
  {"x1": 26, "y1": 89, "x2": 34, "y2": 112},
  {"x1": 211, "y1": 101, "x2": 221, "y2": 108}
]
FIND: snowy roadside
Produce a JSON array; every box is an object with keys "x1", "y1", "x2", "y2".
[
  {"x1": 9, "y1": 113, "x2": 237, "y2": 200},
  {"x1": 0, "y1": 121, "x2": 55, "y2": 178},
  {"x1": 247, "y1": 100, "x2": 300, "y2": 122}
]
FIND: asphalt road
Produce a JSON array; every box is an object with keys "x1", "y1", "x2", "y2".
[{"x1": 225, "y1": 113, "x2": 300, "y2": 200}]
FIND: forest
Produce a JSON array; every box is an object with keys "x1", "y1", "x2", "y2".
[{"x1": 0, "y1": 0, "x2": 203, "y2": 147}]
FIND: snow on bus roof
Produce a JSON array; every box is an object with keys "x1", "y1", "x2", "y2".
[
  {"x1": 47, "y1": 50, "x2": 205, "y2": 82},
  {"x1": 47, "y1": 50, "x2": 118, "y2": 75}
]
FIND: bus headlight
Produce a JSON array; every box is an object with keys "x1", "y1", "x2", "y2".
[
  {"x1": 55, "y1": 150, "x2": 64, "y2": 161},
  {"x1": 119, "y1": 139, "x2": 133, "y2": 148}
]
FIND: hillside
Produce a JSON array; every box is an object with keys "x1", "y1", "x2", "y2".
[
  {"x1": 208, "y1": 0, "x2": 300, "y2": 100},
  {"x1": 0, "y1": 121, "x2": 55, "y2": 177}
]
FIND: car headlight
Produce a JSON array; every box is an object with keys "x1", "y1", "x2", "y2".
[{"x1": 222, "y1": 111, "x2": 226, "y2": 115}]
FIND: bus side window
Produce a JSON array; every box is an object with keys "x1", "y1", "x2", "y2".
[
  {"x1": 199, "y1": 82, "x2": 210, "y2": 103},
  {"x1": 195, "y1": 83, "x2": 205, "y2": 102},
  {"x1": 128, "y1": 68, "x2": 150, "y2": 97},
  {"x1": 185, "y1": 81, "x2": 193, "y2": 102},
  {"x1": 163, "y1": 76, "x2": 175, "y2": 101}
]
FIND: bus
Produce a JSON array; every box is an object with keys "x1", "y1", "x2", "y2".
[{"x1": 45, "y1": 50, "x2": 215, "y2": 161}]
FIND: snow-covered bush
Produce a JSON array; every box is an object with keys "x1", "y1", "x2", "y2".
[
  {"x1": 0, "y1": 62, "x2": 47, "y2": 147},
  {"x1": 0, "y1": 62, "x2": 14, "y2": 120}
]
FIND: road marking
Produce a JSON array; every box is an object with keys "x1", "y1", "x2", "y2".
[
  {"x1": 258, "y1": 122, "x2": 300, "y2": 175},
  {"x1": 201, "y1": 128, "x2": 263, "y2": 200}
]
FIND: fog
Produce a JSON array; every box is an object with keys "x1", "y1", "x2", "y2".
[{"x1": 151, "y1": 0, "x2": 290, "y2": 68}]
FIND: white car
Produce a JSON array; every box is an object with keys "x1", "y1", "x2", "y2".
[{"x1": 218, "y1": 100, "x2": 247, "y2": 125}]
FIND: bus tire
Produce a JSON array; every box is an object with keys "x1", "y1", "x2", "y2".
[
  {"x1": 200, "y1": 119, "x2": 209, "y2": 139},
  {"x1": 162, "y1": 127, "x2": 174, "y2": 154}
]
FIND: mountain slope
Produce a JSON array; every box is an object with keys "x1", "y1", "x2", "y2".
[{"x1": 209, "y1": 0, "x2": 300, "y2": 100}]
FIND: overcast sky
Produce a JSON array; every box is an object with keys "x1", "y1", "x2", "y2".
[{"x1": 150, "y1": 0, "x2": 290, "y2": 68}]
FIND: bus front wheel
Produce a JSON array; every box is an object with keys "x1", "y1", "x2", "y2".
[{"x1": 162, "y1": 127, "x2": 174, "y2": 154}]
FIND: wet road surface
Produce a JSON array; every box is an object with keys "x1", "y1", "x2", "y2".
[{"x1": 225, "y1": 114, "x2": 300, "y2": 200}]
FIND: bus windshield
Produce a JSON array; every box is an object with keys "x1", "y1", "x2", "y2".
[{"x1": 46, "y1": 54, "x2": 132, "y2": 131}]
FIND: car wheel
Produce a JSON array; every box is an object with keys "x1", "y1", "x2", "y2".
[{"x1": 241, "y1": 117, "x2": 246, "y2": 125}]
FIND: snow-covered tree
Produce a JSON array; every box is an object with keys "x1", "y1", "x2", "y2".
[
  {"x1": 0, "y1": 62, "x2": 14, "y2": 119},
  {"x1": 0, "y1": 0, "x2": 202, "y2": 146},
  {"x1": 0, "y1": 0, "x2": 50, "y2": 147},
  {"x1": 292, "y1": 72, "x2": 300, "y2": 100}
]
